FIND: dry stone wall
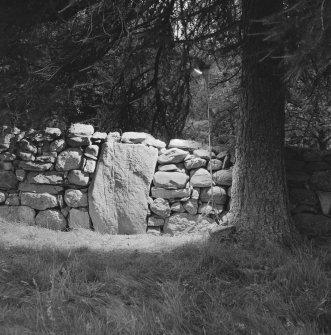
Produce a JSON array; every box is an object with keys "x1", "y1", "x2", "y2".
[
  {"x1": 0, "y1": 124, "x2": 330, "y2": 238},
  {"x1": 0, "y1": 124, "x2": 105, "y2": 230}
]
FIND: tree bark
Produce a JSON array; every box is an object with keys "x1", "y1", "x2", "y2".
[{"x1": 230, "y1": 0, "x2": 295, "y2": 244}]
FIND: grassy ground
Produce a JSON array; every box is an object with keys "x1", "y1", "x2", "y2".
[{"x1": 0, "y1": 236, "x2": 330, "y2": 335}]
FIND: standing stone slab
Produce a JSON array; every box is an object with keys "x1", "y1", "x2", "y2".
[{"x1": 89, "y1": 142, "x2": 158, "y2": 234}]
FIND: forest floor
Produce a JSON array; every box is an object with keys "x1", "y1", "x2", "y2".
[{"x1": 0, "y1": 219, "x2": 330, "y2": 335}]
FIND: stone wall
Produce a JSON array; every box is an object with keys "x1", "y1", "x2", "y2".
[
  {"x1": 0, "y1": 124, "x2": 106, "y2": 230},
  {"x1": 0, "y1": 124, "x2": 330, "y2": 237}
]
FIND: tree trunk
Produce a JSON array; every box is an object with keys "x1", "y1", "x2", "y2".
[{"x1": 230, "y1": 0, "x2": 295, "y2": 244}]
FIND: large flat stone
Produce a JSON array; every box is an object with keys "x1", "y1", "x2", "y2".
[
  {"x1": 18, "y1": 182, "x2": 64, "y2": 194},
  {"x1": 89, "y1": 142, "x2": 158, "y2": 234},
  {"x1": 0, "y1": 205, "x2": 35, "y2": 225},
  {"x1": 151, "y1": 187, "x2": 191, "y2": 199},
  {"x1": 21, "y1": 192, "x2": 58, "y2": 210},
  {"x1": 0, "y1": 171, "x2": 18, "y2": 190},
  {"x1": 153, "y1": 171, "x2": 189, "y2": 189}
]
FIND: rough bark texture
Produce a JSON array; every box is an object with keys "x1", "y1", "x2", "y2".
[{"x1": 231, "y1": 0, "x2": 295, "y2": 243}]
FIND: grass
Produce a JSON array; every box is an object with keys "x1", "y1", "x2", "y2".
[{"x1": 0, "y1": 238, "x2": 330, "y2": 335}]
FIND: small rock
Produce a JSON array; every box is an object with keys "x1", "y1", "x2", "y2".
[
  {"x1": 151, "y1": 187, "x2": 191, "y2": 200},
  {"x1": 121, "y1": 132, "x2": 148, "y2": 144},
  {"x1": 15, "y1": 169, "x2": 26, "y2": 182},
  {"x1": 0, "y1": 191, "x2": 6, "y2": 203},
  {"x1": 34, "y1": 154, "x2": 56, "y2": 163},
  {"x1": 106, "y1": 132, "x2": 121, "y2": 142},
  {"x1": 64, "y1": 189, "x2": 88, "y2": 207},
  {"x1": 27, "y1": 171, "x2": 64, "y2": 184},
  {"x1": 170, "y1": 202, "x2": 186, "y2": 212},
  {"x1": 148, "y1": 216, "x2": 165, "y2": 226},
  {"x1": 67, "y1": 136, "x2": 91, "y2": 147},
  {"x1": 44, "y1": 127, "x2": 62, "y2": 140},
  {"x1": 184, "y1": 157, "x2": 207, "y2": 170},
  {"x1": 200, "y1": 186, "x2": 227, "y2": 204},
  {"x1": 317, "y1": 191, "x2": 331, "y2": 215},
  {"x1": 84, "y1": 145, "x2": 99, "y2": 159},
  {"x1": 193, "y1": 149, "x2": 212, "y2": 160},
  {"x1": 198, "y1": 202, "x2": 224, "y2": 215},
  {"x1": 150, "y1": 198, "x2": 171, "y2": 218},
  {"x1": 5, "y1": 193, "x2": 20, "y2": 206},
  {"x1": 18, "y1": 161, "x2": 53, "y2": 171},
  {"x1": 190, "y1": 168, "x2": 212, "y2": 187},
  {"x1": 83, "y1": 159, "x2": 97, "y2": 173},
  {"x1": 91, "y1": 132, "x2": 107, "y2": 141},
  {"x1": 21, "y1": 192, "x2": 58, "y2": 210},
  {"x1": 67, "y1": 170, "x2": 89, "y2": 186},
  {"x1": 18, "y1": 151, "x2": 36, "y2": 161},
  {"x1": 147, "y1": 227, "x2": 162, "y2": 235},
  {"x1": 0, "y1": 152, "x2": 16, "y2": 161},
  {"x1": 55, "y1": 148, "x2": 83, "y2": 171},
  {"x1": 182, "y1": 199, "x2": 198, "y2": 215},
  {"x1": 207, "y1": 159, "x2": 223, "y2": 172},
  {"x1": 213, "y1": 170, "x2": 232, "y2": 187},
  {"x1": 69, "y1": 208, "x2": 90, "y2": 229},
  {"x1": 158, "y1": 148, "x2": 189, "y2": 164},
  {"x1": 168, "y1": 139, "x2": 202, "y2": 151},
  {"x1": 50, "y1": 139, "x2": 66, "y2": 152},
  {"x1": 35, "y1": 210, "x2": 67, "y2": 230},
  {"x1": 191, "y1": 188, "x2": 200, "y2": 200},
  {"x1": 143, "y1": 137, "x2": 166, "y2": 149},
  {"x1": 158, "y1": 163, "x2": 186, "y2": 173},
  {"x1": 19, "y1": 139, "x2": 37, "y2": 154},
  {"x1": 68, "y1": 123, "x2": 94, "y2": 137}
]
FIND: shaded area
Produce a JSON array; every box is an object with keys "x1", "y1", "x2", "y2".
[{"x1": 0, "y1": 234, "x2": 330, "y2": 334}]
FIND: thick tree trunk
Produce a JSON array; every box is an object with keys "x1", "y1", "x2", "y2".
[{"x1": 230, "y1": 0, "x2": 295, "y2": 244}]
